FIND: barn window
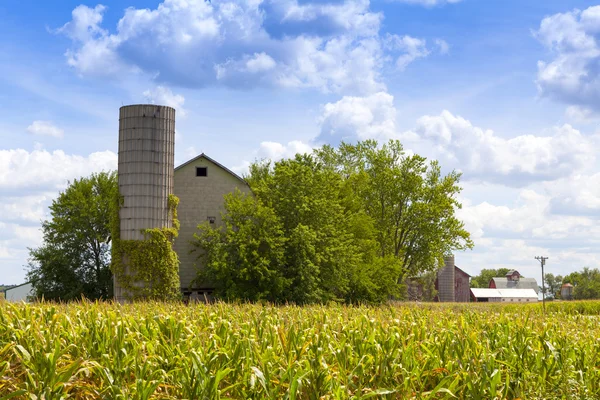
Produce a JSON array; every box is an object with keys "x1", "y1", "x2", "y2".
[{"x1": 196, "y1": 167, "x2": 207, "y2": 177}]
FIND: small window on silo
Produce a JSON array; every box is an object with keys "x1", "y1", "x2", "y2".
[
  {"x1": 196, "y1": 167, "x2": 207, "y2": 177},
  {"x1": 207, "y1": 216, "x2": 216, "y2": 224}
]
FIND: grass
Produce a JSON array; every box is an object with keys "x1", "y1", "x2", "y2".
[{"x1": 1, "y1": 301, "x2": 600, "y2": 399}]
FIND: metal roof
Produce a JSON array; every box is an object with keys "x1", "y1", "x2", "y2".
[
  {"x1": 490, "y1": 277, "x2": 539, "y2": 293},
  {"x1": 175, "y1": 153, "x2": 247, "y2": 185},
  {"x1": 471, "y1": 288, "x2": 538, "y2": 299}
]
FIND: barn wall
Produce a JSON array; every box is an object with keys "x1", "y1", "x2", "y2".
[
  {"x1": 173, "y1": 157, "x2": 250, "y2": 290},
  {"x1": 5, "y1": 283, "x2": 33, "y2": 302},
  {"x1": 455, "y1": 269, "x2": 471, "y2": 302}
]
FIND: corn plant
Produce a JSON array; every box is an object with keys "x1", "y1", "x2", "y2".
[{"x1": 1, "y1": 301, "x2": 600, "y2": 399}]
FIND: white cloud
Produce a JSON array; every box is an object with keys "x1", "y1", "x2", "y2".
[
  {"x1": 534, "y1": 5, "x2": 600, "y2": 111},
  {"x1": 385, "y1": 34, "x2": 430, "y2": 70},
  {"x1": 435, "y1": 38, "x2": 449, "y2": 54},
  {"x1": 318, "y1": 92, "x2": 398, "y2": 143},
  {"x1": 407, "y1": 112, "x2": 595, "y2": 186},
  {"x1": 318, "y1": 92, "x2": 596, "y2": 186},
  {"x1": 57, "y1": 4, "x2": 107, "y2": 42},
  {"x1": 57, "y1": 0, "x2": 441, "y2": 95},
  {"x1": 565, "y1": 105, "x2": 599, "y2": 123},
  {"x1": 231, "y1": 140, "x2": 313, "y2": 175},
  {"x1": 456, "y1": 187, "x2": 600, "y2": 277},
  {"x1": 546, "y1": 172, "x2": 600, "y2": 215},
  {"x1": 143, "y1": 86, "x2": 187, "y2": 117},
  {"x1": 257, "y1": 140, "x2": 313, "y2": 160},
  {"x1": 27, "y1": 121, "x2": 64, "y2": 138},
  {"x1": 0, "y1": 149, "x2": 117, "y2": 190},
  {"x1": 391, "y1": 0, "x2": 462, "y2": 6},
  {"x1": 0, "y1": 148, "x2": 118, "y2": 284}
]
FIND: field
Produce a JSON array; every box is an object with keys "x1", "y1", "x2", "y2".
[{"x1": 1, "y1": 301, "x2": 600, "y2": 399}]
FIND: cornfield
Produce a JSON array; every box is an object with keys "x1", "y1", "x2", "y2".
[{"x1": 1, "y1": 301, "x2": 600, "y2": 399}]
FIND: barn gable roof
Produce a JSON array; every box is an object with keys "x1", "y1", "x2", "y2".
[
  {"x1": 490, "y1": 277, "x2": 539, "y2": 293},
  {"x1": 175, "y1": 153, "x2": 247, "y2": 185}
]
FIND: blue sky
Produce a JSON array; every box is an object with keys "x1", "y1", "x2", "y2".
[{"x1": 2, "y1": 0, "x2": 600, "y2": 285}]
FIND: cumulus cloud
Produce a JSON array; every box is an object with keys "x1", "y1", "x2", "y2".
[
  {"x1": 408, "y1": 112, "x2": 595, "y2": 185},
  {"x1": 143, "y1": 86, "x2": 187, "y2": 117},
  {"x1": 318, "y1": 92, "x2": 398, "y2": 143},
  {"x1": 26, "y1": 121, "x2": 64, "y2": 138},
  {"x1": 390, "y1": 0, "x2": 462, "y2": 6},
  {"x1": 0, "y1": 148, "x2": 119, "y2": 283},
  {"x1": 546, "y1": 172, "x2": 600, "y2": 216},
  {"x1": 0, "y1": 149, "x2": 117, "y2": 190},
  {"x1": 257, "y1": 140, "x2": 313, "y2": 160},
  {"x1": 534, "y1": 5, "x2": 600, "y2": 111},
  {"x1": 231, "y1": 140, "x2": 313, "y2": 175},
  {"x1": 455, "y1": 187, "x2": 600, "y2": 276},
  {"x1": 317, "y1": 92, "x2": 596, "y2": 186},
  {"x1": 57, "y1": 0, "x2": 443, "y2": 94}
]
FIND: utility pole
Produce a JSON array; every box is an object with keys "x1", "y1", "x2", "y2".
[{"x1": 535, "y1": 256, "x2": 548, "y2": 312}]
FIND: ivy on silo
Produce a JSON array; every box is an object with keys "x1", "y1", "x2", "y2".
[{"x1": 110, "y1": 193, "x2": 181, "y2": 301}]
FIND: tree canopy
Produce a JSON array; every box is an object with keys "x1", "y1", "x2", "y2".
[
  {"x1": 193, "y1": 140, "x2": 472, "y2": 304},
  {"x1": 563, "y1": 268, "x2": 600, "y2": 300},
  {"x1": 27, "y1": 171, "x2": 117, "y2": 301},
  {"x1": 469, "y1": 268, "x2": 511, "y2": 288}
]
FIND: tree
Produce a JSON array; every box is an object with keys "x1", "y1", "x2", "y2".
[
  {"x1": 315, "y1": 140, "x2": 473, "y2": 278},
  {"x1": 27, "y1": 172, "x2": 117, "y2": 301},
  {"x1": 563, "y1": 268, "x2": 600, "y2": 300},
  {"x1": 543, "y1": 273, "x2": 563, "y2": 298},
  {"x1": 470, "y1": 268, "x2": 510, "y2": 288},
  {"x1": 194, "y1": 140, "x2": 471, "y2": 304}
]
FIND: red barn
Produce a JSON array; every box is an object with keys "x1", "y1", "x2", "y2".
[{"x1": 435, "y1": 255, "x2": 471, "y2": 302}]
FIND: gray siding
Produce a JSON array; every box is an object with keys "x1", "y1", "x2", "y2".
[{"x1": 173, "y1": 156, "x2": 250, "y2": 289}]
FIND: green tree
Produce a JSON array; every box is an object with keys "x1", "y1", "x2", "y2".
[
  {"x1": 193, "y1": 190, "x2": 288, "y2": 302},
  {"x1": 564, "y1": 268, "x2": 600, "y2": 300},
  {"x1": 543, "y1": 273, "x2": 563, "y2": 298},
  {"x1": 469, "y1": 268, "x2": 511, "y2": 288},
  {"x1": 27, "y1": 171, "x2": 117, "y2": 301},
  {"x1": 194, "y1": 140, "x2": 470, "y2": 304},
  {"x1": 315, "y1": 140, "x2": 473, "y2": 278}
]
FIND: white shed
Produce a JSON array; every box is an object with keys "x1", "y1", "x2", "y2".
[
  {"x1": 4, "y1": 282, "x2": 34, "y2": 302},
  {"x1": 471, "y1": 288, "x2": 538, "y2": 303}
]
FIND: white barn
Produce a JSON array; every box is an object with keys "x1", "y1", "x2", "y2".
[
  {"x1": 471, "y1": 288, "x2": 538, "y2": 303},
  {"x1": 3, "y1": 283, "x2": 34, "y2": 302}
]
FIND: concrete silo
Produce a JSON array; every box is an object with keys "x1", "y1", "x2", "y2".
[
  {"x1": 114, "y1": 104, "x2": 176, "y2": 301},
  {"x1": 437, "y1": 255, "x2": 455, "y2": 302}
]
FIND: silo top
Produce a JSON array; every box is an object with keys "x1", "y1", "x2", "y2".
[{"x1": 119, "y1": 104, "x2": 176, "y2": 120}]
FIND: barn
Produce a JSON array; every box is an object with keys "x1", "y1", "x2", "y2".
[
  {"x1": 471, "y1": 288, "x2": 538, "y2": 303},
  {"x1": 173, "y1": 154, "x2": 250, "y2": 299},
  {"x1": 435, "y1": 255, "x2": 471, "y2": 302},
  {"x1": 2, "y1": 282, "x2": 34, "y2": 302},
  {"x1": 489, "y1": 270, "x2": 539, "y2": 294}
]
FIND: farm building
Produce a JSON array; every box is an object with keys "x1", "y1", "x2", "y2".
[
  {"x1": 435, "y1": 255, "x2": 471, "y2": 302},
  {"x1": 113, "y1": 104, "x2": 250, "y2": 301},
  {"x1": 489, "y1": 270, "x2": 539, "y2": 294},
  {"x1": 471, "y1": 288, "x2": 538, "y2": 303},
  {"x1": 173, "y1": 154, "x2": 250, "y2": 299},
  {"x1": 2, "y1": 282, "x2": 33, "y2": 302},
  {"x1": 561, "y1": 283, "x2": 574, "y2": 300}
]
